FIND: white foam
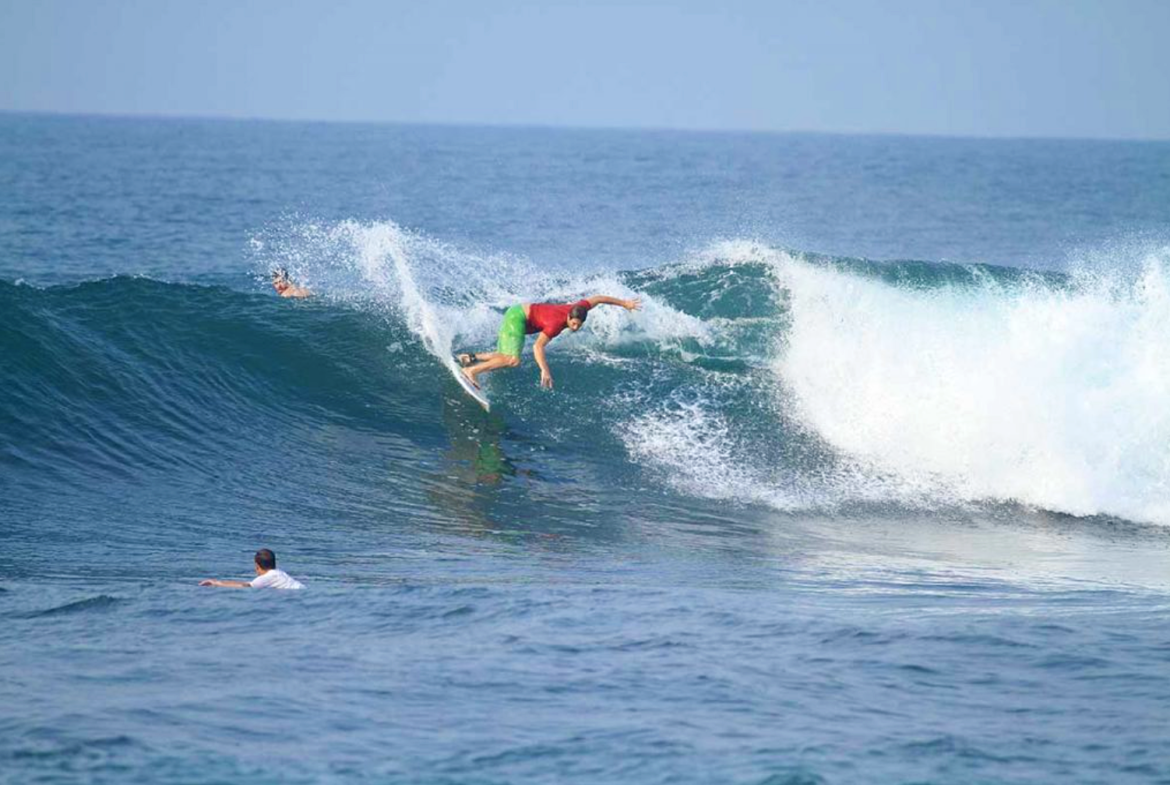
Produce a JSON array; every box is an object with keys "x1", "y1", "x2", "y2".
[
  {"x1": 622, "y1": 399, "x2": 770, "y2": 504},
  {"x1": 775, "y1": 249, "x2": 1170, "y2": 525}
]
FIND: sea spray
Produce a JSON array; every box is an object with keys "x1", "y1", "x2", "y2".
[
  {"x1": 775, "y1": 249, "x2": 1170, "y2": 524},
  {"x1": 251, "y1": 217, "x2": 705, "y2": 362}
]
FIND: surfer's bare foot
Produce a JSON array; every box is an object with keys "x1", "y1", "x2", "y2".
[
  {"x1": 457, "y1": 353, "x2": 477, "y2": 367},
  {"x1": 461, "y1": 367, "x2": 480, "y2": 389}
]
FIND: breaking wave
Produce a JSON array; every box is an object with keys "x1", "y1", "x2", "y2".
[{"x1": 3, "y1": 220, "x2": 1167, "y2": 528}]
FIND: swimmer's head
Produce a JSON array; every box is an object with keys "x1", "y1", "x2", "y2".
[
  {"x1": 567, "y1": 304, "x2": 589, "y2": 332},
  {"x1": 254, "y1": 548, "x2": 276, "y2": 573},
  {"x1": 272, "y1": 269, "x2": 291, "y2": 294}
]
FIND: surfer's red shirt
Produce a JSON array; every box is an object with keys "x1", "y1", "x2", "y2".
[{"x1": 526, "y1": 300, "x2": 591, "y2": 339}]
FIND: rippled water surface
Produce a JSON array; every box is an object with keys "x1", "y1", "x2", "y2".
[{"x1": 2, "y1": 114, "x2": 1169, "y2": 783}]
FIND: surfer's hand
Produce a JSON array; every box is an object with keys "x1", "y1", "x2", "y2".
[
  {"x1": 624, "y1": 297, "x2": 642, "y2": 311},
  {"x1": 199, "y1": 580, "x2": 215, "y2": 586},
  {"x1": 540, "y1": 370, "x2": 553, "y2": 389}
]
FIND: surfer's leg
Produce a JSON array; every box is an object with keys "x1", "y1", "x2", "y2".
[
  {"x1": 461, "y1": 351, "x2": 504, "y2": 366},
  {"x1": 464, "y1": 354, "x2": 520, "y2": 386},
  {"x1": 457, "y1": 303, "x2": 526, "y2": 383},
  {"x1": 459, "y1": 304, "x2": 527, "y2": 386}
]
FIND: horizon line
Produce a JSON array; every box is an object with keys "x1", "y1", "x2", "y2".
[{"x1": 3, "y1": 107, "x2": 1168, "y2": 145}]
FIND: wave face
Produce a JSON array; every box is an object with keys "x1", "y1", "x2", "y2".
[{"x1": 4, "y1": 223, "x2": 1169, "y2": 528}]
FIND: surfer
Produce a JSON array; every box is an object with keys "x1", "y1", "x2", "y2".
[
  {"x1": 199, "y1": 548, "x2": 305, "y2": 590},
  {"x1": 272, "y1": 268, "x2": 312, "y2": 299},
  {"x1": 458, "y1": 295, "x2": 641, "y2": 389}
]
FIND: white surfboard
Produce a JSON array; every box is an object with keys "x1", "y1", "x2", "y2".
[{"x1": 446, "y1": 355, "x2": 490, "y2": 411}]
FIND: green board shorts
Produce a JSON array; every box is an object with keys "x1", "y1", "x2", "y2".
[{"x1": 496, "y1": 305, "x2": 527, "y2": 358}]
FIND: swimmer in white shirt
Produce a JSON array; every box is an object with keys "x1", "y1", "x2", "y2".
[{"x1": 200, "y1": 548, "x2": 305, "y2": 590}]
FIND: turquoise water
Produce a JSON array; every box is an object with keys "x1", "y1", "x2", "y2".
[{"x1": 2, "y1": 113, "x2": 1170, "y2": 783}]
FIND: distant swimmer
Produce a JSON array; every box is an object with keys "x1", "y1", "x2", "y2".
[
  {"x1": 458, "y1": 295, "x2": 641, "y2": 390},
  {"x1": 272, "y1": 268, "x2": 312, "y2": 299},
  {"x1": 199, "y1": 548, "x2": 305, "y2": 590}
]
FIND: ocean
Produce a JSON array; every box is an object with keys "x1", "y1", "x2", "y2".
[{"x1": 2, "y1": 113, "x2": 1169, "y2": 784}]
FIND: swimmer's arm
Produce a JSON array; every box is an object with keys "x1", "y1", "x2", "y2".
[
  {"x1": 533, "y1": 333, "x2": 553, "y2": 389},
  {"x1": 199, "y1": 579, "x2": 253, "y2": 588},
  {"x1": 586, "y1": 295, "x2": 641, "y2": 310}
]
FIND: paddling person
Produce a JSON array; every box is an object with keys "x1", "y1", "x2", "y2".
[
  {"x1": 459, "y1": 295, "x2": 641, "y2": 389},
  {"x1": 272, "y1": 268, "x2": 312, "y2": 299},
  {"x1": 199, "y1": 548, "x2": 305, "y2": 590}
]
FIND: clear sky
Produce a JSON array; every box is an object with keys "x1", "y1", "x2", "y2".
[{"x1": 1, "y1": 0, "x2": 1167, "y2": 139}]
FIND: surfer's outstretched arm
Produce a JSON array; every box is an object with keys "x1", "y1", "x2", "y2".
[
  {"x1": 199, "y1": 578, "x2": 251, "y2": 588},
  {"x1": 533, "y1": 333, "x2": 554, "y2": 389},
  {"x1": 586, "y1": 295, "x2": 641, "y2": 310}
]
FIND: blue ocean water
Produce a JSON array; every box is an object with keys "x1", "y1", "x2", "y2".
[{"x1": 2, "y1": 113, "x2": 1170, "y2": 784}]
